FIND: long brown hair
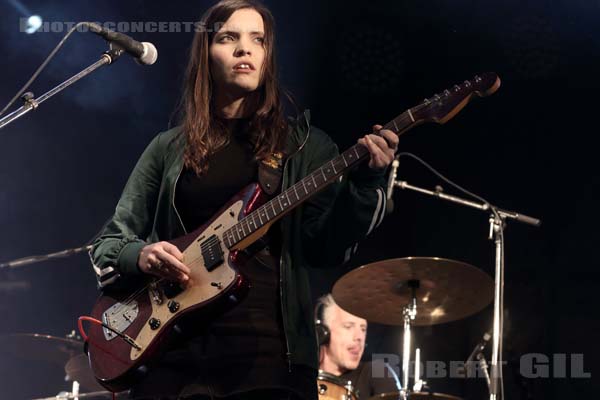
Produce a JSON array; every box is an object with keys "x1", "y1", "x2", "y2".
[{"x1": 178, "y1": 0, "x2": 288, "y2": 175}]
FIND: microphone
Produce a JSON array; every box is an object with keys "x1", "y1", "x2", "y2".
[
  {"x1": 84, "y1": 22, "x2": 158, "y2": 65},
  {"x1": 465, "y1": 332, "x2": 491, "y2": 364},
  {"x1": 386, "y1": 156, "x2": 399, "y2": 214}
]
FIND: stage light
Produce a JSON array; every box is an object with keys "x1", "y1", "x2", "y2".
[
  {"x1": 8, "y1": 0, "x2": 42, "y2": 33},
  {"x1": 25, "y1": 14, "x2": 42, "y2": 34}
]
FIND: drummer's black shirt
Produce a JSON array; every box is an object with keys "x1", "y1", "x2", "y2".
[{"x1": 339, "y1": 359, "x2": 402, "y2": 399}]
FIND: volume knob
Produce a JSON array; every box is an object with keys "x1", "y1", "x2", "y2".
[{"x1": 148, "y1": 318, "x2": 161, "y2": 330}]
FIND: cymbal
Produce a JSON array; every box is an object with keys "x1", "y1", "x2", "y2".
[
  {"x1": 332, "y1": 257, "x2": 493, "y2": 326},
  {"x1": 0, "y1": 333, "x2": 83, "y2": 365},
  {"x1": 31, "y1": 391, "x2": 120, "y2": 400},
  {"x1": 65, "y1": 354, "x2": 106, "y2": 391},
  {"x1": 369, "y1": 392, "x2": 462, "y2": 400}
]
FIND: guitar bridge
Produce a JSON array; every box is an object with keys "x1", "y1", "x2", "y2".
[{"x1": 102, "y1": 301, "x2": 139, "y2": 341}]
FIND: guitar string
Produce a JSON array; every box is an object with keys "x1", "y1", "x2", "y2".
[
  {"x1": 100, "y1": 96, "x2": 460, "y2": 338},
  {"x1": 222, "y1": 104, "x2": 425, "y2": 243}
]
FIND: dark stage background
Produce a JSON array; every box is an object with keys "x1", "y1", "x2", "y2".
[{"x1": 0, "y1": 0, "x2": 598, "y2": 399}]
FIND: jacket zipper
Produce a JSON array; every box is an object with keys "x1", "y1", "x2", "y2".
[
  {"x1": 279, "y1": 112, "x2": 312, "y2": 373},
  {"x1": 279, "y1": 155, "x2": 292, "y2": 373},
  {"x1": 172, "y1": 163, "x2": 188, "y2": 235}
]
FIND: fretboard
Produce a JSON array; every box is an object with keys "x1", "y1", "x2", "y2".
[{"x1": 222, "y1": 107, "x2": 420, "y2": 249}]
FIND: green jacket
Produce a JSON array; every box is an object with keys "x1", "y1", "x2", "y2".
[{"x1": 90, "y1": 110, "x2": 388, "y2": 370}]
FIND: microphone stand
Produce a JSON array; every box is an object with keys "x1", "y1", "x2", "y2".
[
  {"x1": 391, "y1": 179, "x2": 541, "y2": 400},
  {"x1": 0, "y1": 44, "x2": 124, "y2": 131},
  {"x1": 0, "y1": 245, "x2": 92, "y2": 270}
]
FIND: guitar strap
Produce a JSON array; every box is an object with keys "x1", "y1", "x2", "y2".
[
  {"x1": 258, "y1": 151, "x2": 286, "y2": 196},
  {"x1": 241, "y1": 150, "x2": 286, "y2": 263}
]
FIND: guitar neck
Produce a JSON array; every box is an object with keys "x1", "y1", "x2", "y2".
[{"x1": 221, "y1": 108, "x2": 419, "y2": 250}]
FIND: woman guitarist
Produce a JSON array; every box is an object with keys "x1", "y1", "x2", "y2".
[{"x1": 90, "y1": 1, "x2": 398, "y2": 399}]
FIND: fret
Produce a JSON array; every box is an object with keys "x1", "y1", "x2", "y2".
[
  {"x1": 223, "y1": 232, "x2": 230, "y2": 248},
  {"x1": 293, "y1": 184, "x2": 300, "y2": 200},
  {"x1": 284, "y1": 192, "x2": 291, "y2": 206},
  {"x1": 353, "y1": 146, "x2": 360, "y2": 160},
  {"x1": 252, "y1": 213, "x2": 260, "y2": 229},
  {"x1": 301, "y1": 179, "x2": 309, "y2": 194},
  {"x1": 331, "y1": 160, "x2": 337, "y2": 174},
  {"x1": 277, "y1": 195, "x2": 284, "y2": 210},
  {"x1": 341, "y1": 153, "x2": 349, "y2": 167},
  {"x1": 260, "y1": 208, "x2": 269, "y2": 222},
  {"x1": 257, "y1": 209, "x2": 264, "y2": 225},
  {"x1": 233, "y1": 227, "x2": 240, "y2": 243},
  {"x1": 311, "y1": 174, "x2": 318, "y2": 189},
  {"x1": 270, "y1": 201, "x2": 277, "y2": 217},
  {"x1": 320, "y1": 167, "x2": 327, "y2": 182},
  {"x1": 239, "y1": 224, "x2": 246, "y2": 237}
]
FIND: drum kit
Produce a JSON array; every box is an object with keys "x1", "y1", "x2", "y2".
[
  {"x1": 2, "y1": 257, "x2": 494, "y2": 400},
  {"x1": 0, "y1": 332, "x2": 124, "y2": 399},
  {"x1": 317, "y1": 256, "x2": 496, "y2": 400}
]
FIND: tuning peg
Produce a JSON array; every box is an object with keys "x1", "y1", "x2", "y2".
[
  {"x1": 453, "y1": 85, "x2": 461, "y2": 92},
  {"x1": 474, "y1": 75, "x2": 482, "y2": 83},
  {"x1": 443, "y1": 89, "x2": 451, "y2": 97}
]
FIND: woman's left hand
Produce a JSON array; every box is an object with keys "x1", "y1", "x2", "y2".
[{"x1": 357, "y1": 124, "x2": 399, "y2": 170}]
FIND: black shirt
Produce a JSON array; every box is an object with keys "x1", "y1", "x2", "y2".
[
  {"x1": 339, "y1": 360, "x2": 402, "y2": 399},
  {"x1": 174, "y1": 119, "x2": 258, "y2": 232},
  {"x1": 130, "y1": 120, "x2": 316, "y2": 399}
]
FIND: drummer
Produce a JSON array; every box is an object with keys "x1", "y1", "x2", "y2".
[{"x1": 316, "y1": 294, "x2": 401, "y2": 398}]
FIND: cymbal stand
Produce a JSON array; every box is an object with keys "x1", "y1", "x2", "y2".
[
  {"x1": 390, "y1": 177, "x2": 541, "y2": 400},
  {"x1": 31, "y1": 390, "x2": 112, "y2": 400},
  {"x1": 400, "y1": 280, "x2": 418, "y2": 400},
  {"x1": 477, "y1": 352, "x2": 492, "y2": 390},
  {"x1": 488, "y1": 214, "x2": 503, "y2": 400},
  {"x1": 413, "y1": 347, "x2": 425, "y2": 392}
]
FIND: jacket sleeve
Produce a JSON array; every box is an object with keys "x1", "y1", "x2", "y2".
[
  {"x1": 300, "y1": 127, "x2": 388, "y2": 268},
  {"x1": 89, "y1": 133, "x2": 164, "y2": 288}
]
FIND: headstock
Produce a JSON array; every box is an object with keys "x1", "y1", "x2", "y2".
[{"x1": 411, "y1": 73, "x2": 501, "y2": 124}]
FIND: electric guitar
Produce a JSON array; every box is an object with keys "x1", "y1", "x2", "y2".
[{"x1": 86, "y1": 73, "x2": 501, "y2": 391}]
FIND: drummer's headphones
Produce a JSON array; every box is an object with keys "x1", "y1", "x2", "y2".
[{"x1": 314, "y1": 298, "x2": 331, "y2": 346}]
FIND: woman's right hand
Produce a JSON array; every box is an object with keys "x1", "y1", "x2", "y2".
[{"x1": 138, "y1": 241, "x2": 190, "y2": 284}]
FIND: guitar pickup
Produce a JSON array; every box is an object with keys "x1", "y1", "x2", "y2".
[{"x1": 201, "y1": 234, "x2": 224, "y2": 271}]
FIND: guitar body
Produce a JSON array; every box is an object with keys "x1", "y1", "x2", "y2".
[
  {"x1": 85, "y1": 73, "x2": 501, "y2": 392},
  {"x1": 87, "y1": 183, "x2": 270, "y2": 391}
]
